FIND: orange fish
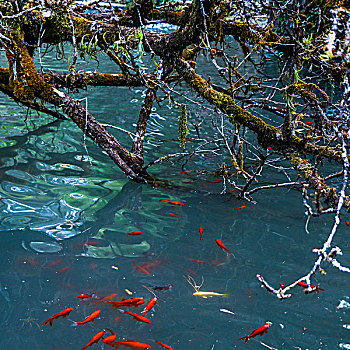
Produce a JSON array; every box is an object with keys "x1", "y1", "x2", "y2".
[
  {"x1": 103, "y1": 333, "x2": 116, "y2": 345},
  {"x1": 155, "y1": 340, "x2": 172, "y2": 349},
  {"x1": 109, "y1": 297, "x2": 145, "y2": 308},
  {"x1": 207, "y1": 180, "x2": 221, "y2": 183},
  {"x1": 180, "y1": 170, "x2": 193, "y2": 173},
  {"x1": 168, "y1": 213, "x2": 178, "y2": 217},
  {"x1": 159, "y1": 199, "x2": 184, "y2": 205},
  {"x1": 188, "y1": 258, "x2": 205, "y2": 263},
  {"x1": 77, "y1": 293, "x2": 96, "y2": 299},
  {"x1": 57, "y1": 266, "x2": 70, "y2": 274},
  {"x1": 346, "y1": 221, "x2": 350, "y2": 227},
  {"x1": 142, "y1": 297, "x2": 157, "y2": 316},
  {"x1": 103, "y1": 329, "x2": 117, "y2": 346},
  {"x1": 42, "y1": 307, "x2": 73, "y2": 327},
  {"x1": 215, "y1": 239, "x2": 230, "y2": 254},
  {"x1": 199, "y1": 226, "x2": 203, "y2": 240},
  {"x1": 238, "y1": 322, "x2": 272, "y2": 343},
  {"x1": 100, "y1": 293, "x2": 118, "y2": 302},
  {"x1": 114, "y1": 341, "x2": 151, "y2": 349},
  {"x1": 72, "y1": 310, "x2": 101, "y2": 326},
  {"x1": 133, "y1": 263, "x2": 150, "y2": 275},
  {"x1": 127, "y1": 232, "x2": 143, "y2": 236},
  {"x1": 296, "y1": 281, "x2": 324, "y2": 293},
  {"x1": 120, "y1": 310, "x2": 151, "y2": 323},
  {"x1": 91, "y1": 263, "x2": 96, "y2": 270},
  {"x1": 81, "y1": 330, "x2": 105, "y2": 350},
  {"x1": 234, "y1": 206, "x2": 246, "y2": 210}
]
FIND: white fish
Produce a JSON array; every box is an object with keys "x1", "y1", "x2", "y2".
[{"x1": 193, "y1": 291, "x2": 228, "y2": 298}]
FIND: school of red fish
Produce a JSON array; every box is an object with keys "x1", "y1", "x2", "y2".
[{"x1": 36, "y1": 187, "x2": 326, "y2": 349}]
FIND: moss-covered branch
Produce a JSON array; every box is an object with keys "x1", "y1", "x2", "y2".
[{"x1": 175, "y1": 58, "x2": 342, "y2": 162}]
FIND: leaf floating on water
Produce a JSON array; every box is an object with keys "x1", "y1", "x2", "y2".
[
  {"x1": 80, "y1": 240, "x2": 151, "y2": 258},
  {"x1": 28, "y1": 241, "x2": 63, "y2": 253}
]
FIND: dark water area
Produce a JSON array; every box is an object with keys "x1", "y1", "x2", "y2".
[{"x1": 0, "y1": 36, "x2": 350, "y2": 350}]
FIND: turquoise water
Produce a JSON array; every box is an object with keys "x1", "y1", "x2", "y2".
[{"x1": 0, "y1": 42, "x2": 349, "y2": 350}]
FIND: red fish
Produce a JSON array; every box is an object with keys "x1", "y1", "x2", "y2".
[
  {"x1": 152, "y1": 284, "x2": 173, "y2": 291},
  {"x1": 114, "y1": 341, "x2": 151, "y2": 349},
  {"x1": 22, "y1": 259, "x2": 40, "y2": 266},
  {"x1": 188, "y1": 258, "x2": 205, "y2": 263},
  {"x1": 141, "y1": 260, "x2": 162, "y2": 270},
  {"x1": 119, "y1": 310, "x2": 151, "y2": 323},
  {"x1": 199, "y1": 226, "x2": 203, "y2": 240},
  {"x1": 215, "y1": 239, "x2": 230, "y2": 254},
  {"x1": 127, "y1": 232, "x2": 143, "y2": 236},
  {"x1": 304, "y1": 121, "x2": 313, "y2": 124},
  {"x1": 207, "y1": 180, "x2": 221, "y2": 183},
  {"x1": 211, "y1": 260, "x2": 224, "y2": 266},
  {"x1": 296, "y1": 281, "x2": 324, "y2": 293},
  {"x1": 168, "y1": 213, "x2": 178, "y2": 217},
  {"x1": 238, "y1": 322, "x2": 272, "y2": 343},
  {"x1": 159, "y1": 199, "x2": 184, "y2": 205},
  {"x1": 72, "y1": 310, "x2": 101, "y2": 326},
  {"x1": 180, "y1": 170, "x2": 193, "y2": 173},
  {"x1": 45, "y1": 258, "x2": 63, "y2": 268},
  {"x1": 346, "y1": 221, "x2": 350, "y2": 227},
  {"x1": 142, "y1": 297, "x2": 157, "y2": 316},
  {"x1": 77, "y1": 293, "x2": 96, "y2": 299},
  {"x1": 57, "y1": 266, "x2": 70, "y2": 274},
  {"x1": 109, "y1": 297, "x2": 145, "y2": 308},
  {"x1": 234, "y1": 206, "x2": 246, "y2": 210},
  {"x1": 91, "y1": 263, "x2": 96, "y2": 270},
  {"x1": 155, "y1": 340, "x2": 172, "y2": 349},
  {"x1": 42, "y1": 307, "x2": 73, "y2": 327},
  {"x1": 81, "y1": 330, "x2": 105, "y2": 350},
  {"x1": 133, "y1": 263, "x2": 150, "y2": 275},
  {"x1": 75, "y1": 241, "x2": 102, "y2": 248}
]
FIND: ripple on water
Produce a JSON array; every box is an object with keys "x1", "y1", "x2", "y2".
[
  {"x1": 4, "y1": 169, "x2": 34, "y2": 182},
  {"x1": 43, "y1": 174, "x2": 89, "y2": 185},
  {"x1": 1, "y1": 181, "x2": 45, "y2": 198},
  {"x1": 0, "y1": 197, "x2": 82, "y2": 240},
  {"x1": 27, "y1": 241, "x2": 63, "y2": 253},
  {"x1": 36, "y1": 162, "x2": 84, "y2": 172}
]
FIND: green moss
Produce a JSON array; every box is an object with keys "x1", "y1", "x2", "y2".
[{"x1": 178, "y1": 103, "x2": 189, "y2": 148}]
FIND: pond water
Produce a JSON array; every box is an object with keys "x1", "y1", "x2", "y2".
[{"x1": 0, "y1": 36, "x2": 349, "y2": 350}]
